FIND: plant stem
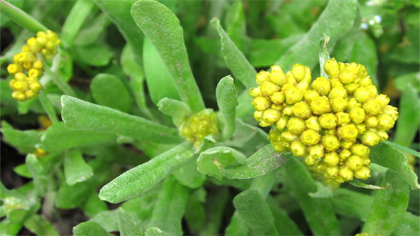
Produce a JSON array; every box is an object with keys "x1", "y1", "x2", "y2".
[
  {"x1": 38, "y1": 91, "x2": 59, "y2": 124},
  {"x1": 44, "y1": 52, "x2": 77, "y2": 97},
  {"x1": 0, "y1": 0, "x2": 47, "y2": 33}
]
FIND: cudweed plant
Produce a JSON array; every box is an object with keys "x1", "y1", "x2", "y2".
[{"x1": 0, "y1": 0, "x2": 419, "y2": 236}]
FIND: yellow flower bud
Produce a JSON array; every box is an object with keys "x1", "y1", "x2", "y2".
[
  {"x1": 325, "y1": 166, "x2": 339, "y2": 178},
  {"x1": 330, "y1": 78, "x2": 344, "y2": 88},
  {"x1": 319, "y1": 113, "x2": 337, "y2": 129},
  {"x1": 351, "y1": 144, "x2": 370, "y2": 158},
  {"x1": 27, "y1": 37, "x2": 42, "y2": 52},
  {"x1": 12, "y1": 80, "x2": 29, "y2": 92},
  {"x1": 336, "y1": 112, "x2": 351, "y2": 125},
  {"x1": 261, "y1": 81, "x2": 280, "y2": 97},
  {"x1": 291, "y1": 63, "x2": 307, "y2": 82},
  {"x1": 375, "y1": 94, "x2": 390, "y2": 107},
  {"x1": 382, "y1": 105, "x2": 398, "y2": 120},
  {"x1": 271, "y1": 91, "x2": 285, "y2": 104},
  {"x1": 308, "y1": 144, "x2": 324, "y2": 159},
  {"x1": 322, "y1": 135, "x2": 340, "y2": 152},
  {"x1": 286, "y1": 71, "x2": 297, "y2": 85},
  {"x1": 256, "y1": 70, "x2": 270, "y2": 85},
  {"x1": 360, "y1": 130, "x2": 381, "y2": 146},
  {"x1": 377, "y1": 129, "x2": 388, "y2": 141},
  {"x1": 349, "y1": 107, "x2": 366, "y2": 124},
  {"x1": 281, "y1": 131, "x2": 299, "y2": 142},
  {"x1": 291, "y1": 140, "x2": 307, "y2": 157},
  {"x1": 328, "y1": 86, "x2": 347, "y2": 99},
  {"x1": 305, "y1": 155, "x2": 317, "y2": 165},
  {"x1": 46, "y1": 41, "x2": 56, "y2": 51},
  {"x1": 270, "y1": 65, "x2": 287, "y2": 86},
  {"x1": 7, "y1": 64, "x2": 21, "y2": 74},
  {"x1": 324, "y1": 58, "x2": 339, "y2": 77},
  {"x1": 363, "y1": 99, "x2": 381, "y2": 115},
  {"x1": 324, "y1": 152, "x2": 339, "y2": 166},
  {"x1": 346, "y1": 155, "x2": 363, "y2": 170},
  {"x1": 365, "y1": 116, "x2": 378, "y2": 128},
  {"x1": 347, "y1": 98, "x2": 361, "y2": 111},
  {"x1": 310, "y1": 96, "x2": 331, "y2": 115},
  {"x1": 377, "y1": 113, "x2": 395, "y2": 131},
  {"x1": 249, "y1": 87, "x2": 261, "y2": 98},
  {"x1": 47, "y1": 30, "x2": 59, "y2": 42},
  {"x1": 284, "y1": 87, "x2": 303, "y2": 104},
  {"x1": 338, "y1": 70, "x2": 356, "y2": 84},
  {"x1": 324, "y1": 129, "x2": 336, "y2": 136},
  {"x1": 340, "y1": 140, "x2": 354, "y2": 149},
  {"x1": 254, "y1": 111, "x2": 263, "y2": 121},
  {"x1": 354, "y1": 87, "x2": 371, "y2": 103},
  {"x1": 282, "y1": 105, "x2": 294, "y2": 116},
  {"x1": 287, "y1": 117, "x2": 306, "y2": 134},
  {"x1": 14, "y1": 72, "x2": 27, "y2": 81},
  {"x1": 311, "y1": 77, "x2": 331, "y2": 96},
  {"x1": 339, "y1": 149, "x2": 352, "y2": 160},
  {"x1": 262, "y1": 109, "x2": 281, "y2": 123},
  {"x1": 339, "y1": 166, "x2": 354, "y2": 181},
  {"x1": 303, "y1": 90, "x2": 319, "y2": 102},
  {"x1": 268, "y1": 129, "x2": 281, "y2": 142},
  {"x1": 305, "y1": 116, "x2": 322, "y2": 132},
  {"x1": 276, "y1": 116, "x2": 289, "y2": 130},
  {"x1": 331, "y1": 97, "x2": 348, "y2": 112},
  {"x1": 300, "y1": 129, "x2": 321, "y2": 146},
  {"x1": 354, "y1": 166, "x2": 371, "y2": 180},
  {"x1": 259, "y1": 120, "x2": 274, "y2": 127},
  {"x1": 252, "y1": 96, "x2": 271, "y2": 111},
  {"x1": 356, "y1": 123, "x2": 367, "y2": 134},
  {"x1": 338, "y1": 124, "x2": 358, "y2": 142},
  {"x1": 293, "y1": 101, "x2": 311, "y2": 119},
  {"x1": 344, "y1": 83, "x2": 360, "y2": 94},
  {"x1": 22, "y1": 45, "x2": 29, "y2": 52},
  {"x1": 271, "y1": 104, "x2": 283, "y2": 110},
  {"x1": 28, "y1": 68, "x2": 42, "y2": 78},
  {"x1": 366, "y1": 85, "x2": 377, "y2": 98},
  {"x1": 25, "y1": 90, "x2": 37, "y2": 99},
  {"x1": 12, "y1": 91, "x2": 26, "y2": 101},
  {"x1": 36, "y1": 36, "x2": 47, "y2": 47},
  {"x1": 32, "y1": 60, "x2": 44, "y2": 69},
  {"x1": 22, "y1": 62, "x2": 32, "y2": 70}
]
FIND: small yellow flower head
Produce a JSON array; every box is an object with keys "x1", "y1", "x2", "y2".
[
  {"x1": 325, "y1": 166, "x2": 339, "y2": 178},
  {"x1": 287, "y1": 118, "x2": 306, "y2": 135},
  {"x1": 270, "y1": 65, "x2": 287, "y2": 86},
  {"x1": 319, "y1": 113, "x2": 337, "y2": 130},
  {"x1": 271, "y1": 91, "x2": 285, "y2": 104},
  {"x1": 308, "y1": 144, "x2": 324, "y2": 159},
  {"x1": 340, "y1": 140, "x2": 354, "y2": 149},
  {"x1": 12, "y1": 91, "x2": 26, "y2": 101},
  {"x1": 252, "y1": 96, "x2": 271, "y2": 111},
  {"x1": 346, "y1": 155, "x2": 363, "y2": 170},
  {"x1": 322, "y1": 135, "x2": 340, "y2": 152},
  {"x1": 305, "y1": 155, "x2": 317, "y2": 165},
  {"x1": 338, "y1": 124, "x2": 358, "y2": 142},
  {"x1": 305, "y1": 116, "x2": 322, "y2": 132},
  {"x1": 382, "y1": 105, "x2": 399, "y2": 120},
  {"x1": 300, "y1": 129, "x2": 321, "y2": 146},
  {"x1": 12, "y1": 80, "x2": 29, "y2": 92},
  {"x1": 349, "y1": 107, "x2": 366, "y2": 124},
  {"x1": 310, "y1": 96, "x2": 331, "y2": 115},
  {"x1": 311, "y1": 77, "x2": 331, "y2": 96},
  {"x1": 339, "y1": 166, "x2": 354, "y2": 181},
  {"x1": 284, "y1": 87, "x2": 303, "y2": 104},
  {"x1": 328, "y1": 86, "x2": 347, "y2": 99},
  {"x1": 179, "y1": 109, "x2": 218, "y2": 148},
  {"x1": 261, "y1": 81, "x2": 280, "y2": 96},
  {"x1": 375, "y1": 94, "x2": 390, "y2": 107},
  {"x1": 336, "y1": 112, "x2": 351, "y2": 125},
  {"x1": 291, "y1": 63, "x2": 308, "y2": 82},
  {"x1": 363, "y1": 99, "x2": 382, "y2": 115},
  {"x1": 360, "y1": 130, "x2": 381, "y2": 146},
  {"x1": 365, "y1": 116, "x2": 378, "y2": 128},
  {"x1": 280, "y1": 131, "x2": 299, "y2": 142},
  {"x1": 25, "y1": 90, "x2": 37, "y2": 99},
  {"x1": 323, "y1": 152, "x2": 339, "y2": 166},
  {"x1": 351, "y1": 144, "x2": 370, "y2": 158},
  {"x1": 262, "y1": 109, "x2": 281, "y2": 124},
  {"x1": 27, "y1": 37, "x2": 42, "y2": 53},
  {"x1": 338, "y1": 70, "x2": 356, "y2": 84},
  {"x1": 344, "y1": 83, "x2": 360, "y2": 94},
  {"x1": 293, "y1": 101, "x2": 311, "y2": 119},
  {"x1": 259, "y1": 120, "x2": 273, "y2": 127},
  {"x1": 7, "y1": 64, "x2": 22, "y2": 74},
  {"x1": 254, "y1": 111, "x2": 263, "y2": 121},
  {"x1": 347, "y1": 98, "x2": 361, "y2": 111},
  {"x1": 256, "y1": 70, "x2": 270, "y2": 85},
  {"x1": 354, "y1": 166, "x2": 371, "y2": 180},
  {"x1": 282, "y1": 105, "x2": 294, "y2": 116},
  {"x1": 249, "y1": 87, "x2": 261, "y2": 98},
  {"x1": 291, "y1": 140, "x2": 307, "y2": 157},
  {"x1": 377, "y1": 130, "x2": 388, "y2": 141},
  {"x1": 276, "y1": 116, "x2": 289, "y2": 130},
  {"x1": 331, "y1": 97, "x2": 348, "y2": 112},
  {"x1": 303, "y1": 90, "x2": 319, "y2": 102},
  {"x1": 324, "y1": 58, "x2": 339, "y2": 77},
  {"x1": 377, "y1": 113, "x2": 396, "y2": 131},
  {"x1": 339, "y1": 149, "x2": 352, "y2": 160},
  {"x1": 354, "y1": 87, "x2": 371, "y2": 103}
]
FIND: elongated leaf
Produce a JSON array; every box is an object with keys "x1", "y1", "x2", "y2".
[
  {"x1": 184, "y1": 189, "x2": 206, "y2": 234},
  {"x1": 211, "y1": 17, "x2": 257, "y2": 88},
  {"x1": 64, "y1": 149, "x2": 93, "y2": 186},
  {"x1": 90, "y1": 73, "x2": 133, "y2": 113},
  {"x1": 61, "y1": 95, "x2": 181, "y2": 144},
  {"x1": 61, "y1": 0, "x2": 95, "y2": 47},
  {"x1": 143, "y1": 37, "x2": 180, "y2": 105},
  {"x1": 74, "y1": 13, "x2": 110, "y2": 46},
  {"x1": 249, "y1": 169, "x2": 280, "y2": 198},
  {"x1": 394, "y1": 72, "x2": 420, "y2": 92},
  {"x1": 13, "y1": 164, "x2": 32, "y2": 178},
  {"x1": 118, "y1": 208, "x2": 143, "y2": 236},
  {"x1": 131, "y1": 0, "x2": 204, "y2": 112},
  {"x1": 73, "y1": 221, "x2": 113, "y2": 236},
  {"x1": 348, "y1": 180, "x2": 388, "y2": 190},
  {"x1": 90, "y1": 210, "x2": 119, "y2": 232},
  {"x1": 394, "y1": 212, "x2": 420, "y2": 236},
  {"x1": 266, "y1": 197, "x2": 303, "y2": 236},
  {"x1": 173, "y1": 159, "x2": 206, "y2": 189},
  {"x1": 197, "y1": 146, "x2": 247, "y2": 180},
  {"x1": 1, "y1": 122, "x2": 41, "y2": 154},
  {"x1": 233, "y1": 189, "x2": 278, "y2": 235},
  {"x1": 157, "y1": 98, "x2": 191, "y2": 127},
  {"x1": 362, "y1": 170, "x2": 410, "y2": 236},
  {"x1": 148, "y1": 177, "x2": 188, "y2": 236},
  {"x1": 331, "y1": 188, "x2": 373, "y2": 221},
  {"x1": 383, "y1": 141, "x2": 420, "y2": 158},
  {"x1": 275, "y1": 0, "x2": 358, "y2": 71},
  {"x1": 26, "y1": 154, "x2": 47, "y2": 197},
  {"x1": 201, "y1": 187, "x2": 229, "y2": 235},
  {"x1": 285, "y1": 157, "x2": 317, "y2": 193},
  {"x1": 145, "y1": 227, "x2": 170, "y2": 236},
  {"x1": 216, "y1": 76, "x2": 237, "y2": 141},
  {"x1": 23, "y1": 214, "x2": 59, "y2": 236},
  {"x1": 393, "y1": 84, "x2": 420, "y2": 146},
  {"x1": 38, "y1": 122, "x2": 116, "y2": 152},
  {"x1": 81, "y1": 190, "x2": 108, "y2": 218},
  {"x1": 370, "y1": 142, "x2": 419, "y2": 189},
  {"x1": 56, "y1": 180, "x2": 95, "y2": 209},
  {"x1": 99, "y1": 142, "x2": 193, "y2": 203},
  {"x1": 225, "y1": 212, "x2": 248, "y2": 236}
]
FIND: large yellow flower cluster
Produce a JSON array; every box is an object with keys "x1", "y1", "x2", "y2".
[
  {"x1": 250, "y1": 58, "x2": 398, "y2": 183},
  {"x1": 7, "y1": 30, "x2": 61, "y2": 101},
  {"x1": 179, "y1": 109, "x2": 218, "y2": 149}
]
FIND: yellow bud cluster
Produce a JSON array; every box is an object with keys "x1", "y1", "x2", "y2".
[
  {"x1": 7, "y1": 30, "x2": 61, "y2": 101},
  {"x1": 179, "y1": 109, "x2": 218, "y2": 149},
  {"x1": 252, "y1": 58, "x2": 399, "y2": 183}
]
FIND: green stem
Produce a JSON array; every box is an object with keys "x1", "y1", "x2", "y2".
[
  {"x1": 0, "y1": 0, "x2": 47, "y2": 33},
  {"x1": 44, "y1": 52, "x2": 77, "y2": 97},
  {"x1": 61, "y1": 0, "x2": 95, "y2": 47},
  {"x1": 38, "y1": 91, "x2": 59, "y2": 124}
]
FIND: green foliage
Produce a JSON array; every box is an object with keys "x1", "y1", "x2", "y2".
[{"x1": 0, "y1": 0, "x2": 419, "y2": 235}]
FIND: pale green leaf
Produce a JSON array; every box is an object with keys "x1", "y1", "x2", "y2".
[
  {"x1": 64, "y1": 149, "x2": 93, "y2": 186},
  {"x1": 216, "y1": 76, "x2": 237, "y2": 141}
]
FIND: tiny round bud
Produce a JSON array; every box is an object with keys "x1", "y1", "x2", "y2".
[
  {"x1": 328, "y1": 86, "x2": 347, "y2": 99},
  {"x1": 13, "y1": 80, "x2": 29, "y2": 92},
  {"x1": 303, "y1": 90, "x2": 319, "y2": 102},
  {"x1": 262, "y1": 109, "x2": 281, "y2": 123},
  {"x1": 354, "y1": 87, "x2": 371, "y2": 103},
  {"x1": 276, "y1": 116, "x2": 289, "y2": 130},
  {"x1": 366, "y1": 85, "x2": 378, "y2": 99},
  {"x1": 339, "y1": 149, "x2": 352, "y2": 160},
  {"x1": 377, "y1": 130, "x2": 389, "y2": 141},
  {"x1": 259, "y1": 120, "x2": 273, "y2": 127},
  {"x1": 331, "y1": 97, "x2": 348, "y2": 112},
  {"x1": 356, "y1": 124, "x2": 366, "y2": 134},
  {"x1": 270, "y1": 65, "x2": 287, "y2": 86},
  {"x1": 14, "y1": 72, "x2": 27, "y2": 81},
  {"x1": 347, "y1": 98, "x2": 361, "y2": 111},
  {"x1": 300, "y1": 129, "x2": 321, "y2": 146},
  {"x1": 256, "y1": 70, "x2": 270, "y2": 85},
  {"x1": 282, "y1": 105, "x2": 294, "y2": 116},
  {"x1": 338, "y1": 124, "x2": 358, "y2": 142},
  {"x1": 344, "y1": 83, "x2": 360, "y2": 94},
  {"x1": 286, "y1": 71, "x2": 297, "y2": 85},
  {"x1": 360, "y1": 130, "x2": 381, "y2": 146},
  {"x1": 362, "y1": 157, "x2": 371, "y2": 166},
  {"x1": 271, "y1": 91, "x2": 285, "y2": 104},
  {"x1": 340, "y1": 140, "x2": 354, "y2": 149},
  {"x1": 351, "y1": 144, "x2": 370, "y2": 158},
  {"x1": 358, "y1": 77, "x2": 372, "y2": 87},
  {"x1": 12, "y1": 91, "x2": 26, "y2": 101},
  {"x1": 305, "y1": 155, "x2": 317, "y2": 165},
  {"x1": 28, "y1": 68, "x2": 41, "y2": 78},
  {"x1": 287, "y1": 118, "x2": 306, "y2": 134},
  {"x1": 339, "y1": 167, "x2": 354, "y2": 181},
  {"x1": 23, "y1": 62, "x2": 33, "y2": 70},
  {"x1": 7, "y1": 64, "x2": 21, "y2": 74},
  {"x1": 308, "y1": 144, "x2": 324, "y2": 159},
  {"x1": 32, "y1": 60, "x2": 44, "y2": 69},
  {"x1": 25, "y1": 90, "x2": 37, "y2": 99},
  {"x1": 325, "y1": 166, "x2": 339, "y2": 178},
  {"x1": 284, "y1": 87, "x2": 303, "y2": 104},
  {"x1": 311, "y1": 77, "x2": 331, "y2": 96},
  {"x1": 291, "y1": 140, "x2": 307, "y2": 157},
  {"x1": 310, "y1": 96, "x2": 331, "y2": 115},
  {"x1": 330, "y1": 78, "x2": 344, "y2": 88},
  {"x1": 324, "y1": 152, "x2": 339, "y2": 166},
  {"x1": 305, "y1": 116, "x2": 322, "y2": 132},
  {"x1": 382, "y1": 105, "x2": 398, "y2": 120},
  {"x1": 377, "y1": 113, "x2": 395, "y2": 131},
  {"x1": 261, "y1": 81, "x2": 280, "y2": 97},
  {"x1": 324, "y1": 58, "x2": 340, "y2": 77},
  {"x1": 346, "y1": 155, "x2": 363, "y2": 170},
  {"x1": 349, "y1": 107, "x2": 366, "y2": 124},
  {"x1": 322, "y1": 135, "x2": 340, "y2": 152},
  {"x1": 375, "y1": 94, "x2": 390, "y2": 107},
  {"x1": 365, "y1": 116, "x2": 378, "y2": 128},
  {"x1": 293, "y1": 101, "x2": 311, "y2": 119},
  {"x1": 29, "y1": 81, "x2": 43, "y2": 93},
  {"x1": 252, "y1": 96, "x2": 271, "y2": 111},
  {"x1": 281, "y1": 131, "x2": 299, "y2": 142},
  {"x1": 249, "y1": 87, "x2": 261, "y2": 98},
  {"x1": 363, "y1": 99, "x2": 381, "y2": 115},
  {"x1": 354, "y1": 166, "x2": 371, "y2": 180},
  {"x1": 319, "y1": 113, "x2": 337, "y2": 129},
  {"x1": 339, "y1": 71, "x2": 356, "y2": 84},
  {"x1": 254, "y1": 111, "x2": 263, "y2": 121},
  {"x1": 336, "y1": 112, "x2": 351, "y2": 125},
  {"x1": 291, "y1": 63, "x2": 306, "y2": 82},
  {"x1": 27, "y1": 37, "x2": 41, "y2": 52}
]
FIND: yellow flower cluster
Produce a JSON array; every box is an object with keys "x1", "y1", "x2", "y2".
[
  {"x1": 250, "y1": 58, "x2": 398, "y2": 183},
  {"x1": 179, "y1": 109, "x2": 218, "y2": 148},
  {"x1": 7, "y1": 30, "x2": 61, "y2": 101}
]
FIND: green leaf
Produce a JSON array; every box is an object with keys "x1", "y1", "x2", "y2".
[
  {"x1": 233, "y1": 190, "x2": 278, "y2": 235},
  {"x1": 197, "y1": 146, "x2": 247, "y2": 180},
  {"x1": 225, "y1": 212, "x2": 248, "y2": 236},
  {"x1": 74, "y1": 13, "x2": 110, "y2": 46},
  {"x1": 266, "y1": 196, "x2": 303, "y2": 236},
  {"x1": 157, "y1": 98, "x2": 191, "y2": 127},
  {"x1": 225, "y1": 1, "x2": 246, "y2": 51},
  {"x1": 275, "y1": 0, "x2": 358, "y2": 71},
  {"x1": 81, "y1": 190, "x2": 108, "y2": 218},
  {"x1": 184, "y1": 189, "x2": 206, "y2": 234},
  {"x1": 99, "y1": 142, "x2": 193, "y2": 203},
  {"x1": 64, "y1": 149, "x2": 93, "y2": 186},
  {"x1": 348, "y1": 180, "x2": 388, "y2": 190},
  {"x1": 38, "y1": 122, "x2": 116, "y2": 152},
  {"x1": 144, "y1": 227, "x2": 170, "y2": 236},
  {"x1": 1, "y1": 122, "x2": 41, "y2": 154},
  {"x1": 362, "y1": 170, "x2": 410, "y2": 236},
  {"x1": 383, "y1": 141, "x2": 420, "y2": 158},
  {"x1": 61, "y1": 0, "x2": 95, "y2": 47},
  {"x1": 73, "y1": 44, "x2": 113, "y2": 67},
  {"x1": 200, "y1": 187, "x2": 229, "y2": 235},
  {"x1": 393, "y1": 84, "x2": 420, "y2": 146},
  {"x1": 56, "y1": 180, "x2": 95, "y2": 209},
  {"x1": 393, "y1": 212, "x2": 420, "y2": 236},
  {"x1": 23, "y1": 214, "x2": 59, "y2": 236},
  {"x1": 13, "y1": 164, "x2": 32, "y2": 178},
  {"x1": 131, "y1": 0, "x2": 204, "y2": 112},
  {"x1": 394, "y1": 72, "x2": 420, "y2": 92},
  {"x1": 148, "y1": 177, "x2": 188, "y2": 236},
  {"x1": 118, "y1": 208, "x2": 144, "y2": 236},
  {"x1": 285, "y1": 157, "x2": 317, "y2": 193},
  {"x1": 309, "y1": 182, "x2": 334, "y2": 198},
  {"x1": 211, "y1": 17, "x2": 257, "y2": 88},
  {"x1": 90, "y1": 73, "x2": 133, "y2": 113},
  {"x1": 331, "y1": 188, "x2": 373, "y2": 221},
  {"x1": 26, "y1": 154, "x2": 47, "y2": 197},
  {"x1": 216, "y1": 76, "x2": 238, "y2": 141},
  {"x1": 90, "y1": 210, "x2": 119, "y2": 232},
  {"x1": 61, "y1": 95, "x2": 181, "y2": 144},
  {"x1": 319, "y1": 34, "x2": 331, "y2": 78},
  {"x1": 73, "y1": 221, "x2": 113, "y2": 236},
  {"x1": 370, "y1": 142, "x2": 420, "y2": 189},
  {"x1": 173, "y1": 159, "x2": 206, "y2": 189},
  {"x1": 143, "y1": 37, "x2": 181, "y2": 105}
]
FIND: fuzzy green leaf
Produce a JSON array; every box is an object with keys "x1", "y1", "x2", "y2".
[
  {"x1": 393, "y1": 212, "x2": 420, "y2": 236},
  {"x1": 362, "y1": 170, "x2": 410, "y2": 236},
  {"x1": 13, "y1": 164, "x2": 32, "y2": 178},
  {"x1": 61, "y1": 95, "x2": 181, "y2": 144},
  {"x1": 56, "y1": 180, "x2": 95, "y2": 209},
  {"x1": 1, "y1": 122, "x2": 41, "y2": 154},
  {"x1": 73, "y1": 221, "x2": 113, "y2": 236},
  {"x1": 267, "y1": 196, "x2": 303, "y2": 236},
  {"x1": 211, "y1": 17, "x2": 257, "y2": 88},
  {"x1": 23, "y1": 214, "x2": 59, "y2": 236},
  {"x1": 285, "y1": 157, "x2": 317, "y2": 193},
  {"x1": 145, "y1": 227, "x2": 170, "y2": 236},
  {"x1": 90, "y1": 210, "x2": 119, "y2": 232},
  {"x1": 118, "y1": 208, "x2": 144, "y2": 236},
  {"x1": 99, "y1": 142, "x2": 193, "y2": 203},
  {"x1": 64, "y1": 149, "x2": 93, "y2": 186},
  {"x1": 90, "y1": 73, "x2": 133, "y2": 113},
  {"x1": 61, "y1": 0, "x2": 95, "y2": 47},
  {"x1": 216, "y1": 76, "x2": 238, "y2": 141},
  {"x1": 173, "y1": 159, "x2": 206, "y2": 189},
  {"x1": 225, "y1": 212, "x2": 248, "y2": 236},
  {"x1": 331, "y1": 188, "x2": 373, "y2": 221},
  {"x1": 131, "y1": 0, "x2": 204, "y2": 112},
  {"x1": 26, "y1": 154, "x2": 47, "y2": 197},
  {"x1": 348, "y1": 32, "x2": 378, "y2": 86},
  {"x1": 157, "y1": 98, "x2": 191, "y2": 127},
  {"x1": 348, "y1": 180, "x2": 388, "y2": 190},
  {"x1": 382, "y1": 141, "x2": 420, "y2": 158},
  {"x1": 73, "y1": 44, "x2": 113, "y2": 67},
  {"x1": 394, "y1": 72, "x2": 420, "y2": 92}
]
